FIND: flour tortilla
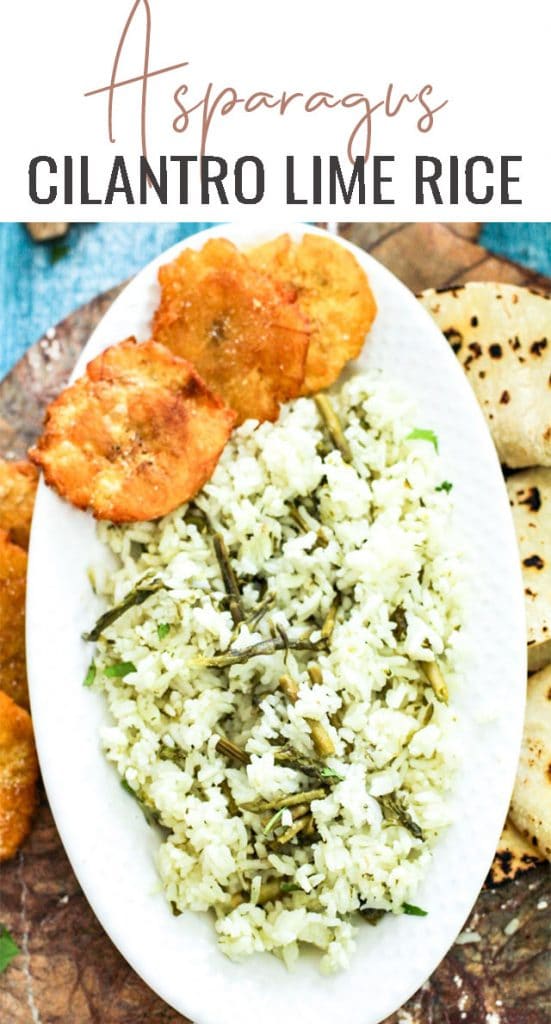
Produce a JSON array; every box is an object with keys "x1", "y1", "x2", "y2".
[
  {"x1": 489, "y1": 818, "x2": 544, "y2": 885},
  {"x1": 419, "y1": 283, "x2": 551, "y2": 468},
  {"x1": 510, "y1": 664, "x2": 551, "y2": 859},
  {"x1": 507, "y1": 468, "x2": 551, "y2": 672}
]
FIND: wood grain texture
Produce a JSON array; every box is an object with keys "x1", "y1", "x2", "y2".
[{"x1": 0, "y1": 222, "x2": 549, "y2": 1024}]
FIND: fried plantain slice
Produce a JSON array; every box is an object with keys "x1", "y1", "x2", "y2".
[
  {"x1": 0, "y1": 459, "x2": 38, "y2": 550},
  {"x1": 152, "y1": 238, "x2": 310, "y2": 424},
  {"x1": 0, "y1": 532, "x2": 29, "y2": 709},
  {"x1": 0, "y1": 690, "x2": 38, "y2": 861},
  {"x1": 29, "y1": 338, "x2": 236, "y2": 523},
  {"x1": 249, "y1": 233, "x2": 377, "y2": 394}
]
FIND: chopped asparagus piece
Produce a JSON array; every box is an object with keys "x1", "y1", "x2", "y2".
[
  {"x1": 421, "y1": 660, "x2": 449, "y2": 703},
  {"x1": 315, "y1": 394, "x2": 352, "y2": 462},
  {"x1": 83, "y1": 577, "x2": 164, "y2": 641},
  {"x1": 193, "y1": 635, "x2": 326, "y2": 669},
  {"x1": 241, "y1": 788, "x2": 326, "y2": 813},
  {"x1": 216, "y1": 736, "x2": 250, "y2": 765},
  {"x1": 212, "y1": 532, "x2": 244, "y2": 625},
  {"x1": 276, "y1": 817, "x2": 309, "y2": 844},
  {"x1": 379, "y1": 794, "x2": 424, "y2": 841},
  {"x1": 278, "y1": 673, "x2": 335, "y2": 757}
]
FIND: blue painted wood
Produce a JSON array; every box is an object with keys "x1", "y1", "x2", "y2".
[
  {"x1": 0, "y1": 223, "x2": 214, "y2": 377},
  {"x1": 480, "y1": 223, "x2": 551, "y2": 278},
  {"x1": 0, "y1": 222, "x2": 550, "y2": 378}
]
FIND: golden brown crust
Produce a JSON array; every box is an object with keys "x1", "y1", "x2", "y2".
[
  {"x1": 249, "y1": 233, "x2": 377, "y2": 394},
  {"x1": 0, "y1": 690, "x2": 38, "y2": 861},
  {"x1": 29, "y1": 338, "x2": 237, "y2": 523},
  {"x1": 0, "y1": 458, "x2": 38, "y2": 549},
  {"x1": 0, "y1": 532, "x2": 29, "y2": 709},
  {"x1": 152, "y1": 238, "x2": 311, "y2": 424}
]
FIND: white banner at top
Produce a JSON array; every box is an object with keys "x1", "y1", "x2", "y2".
[{"x1": 1, "y1": 0, "x2": 550, "y2": 221}]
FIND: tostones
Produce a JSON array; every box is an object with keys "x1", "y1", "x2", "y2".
[
  {"x1": 0, "y1": 690, "x2": 38, "y2": 861},
  {"x1": 249, "y1": 233, "x2": 377, "y2": 394},
  {"x1": 0, "y1": 459, "x2": 38, "y2": 550},
  {"x1": 152, "y1": 238, "x2": 311, "y2": 424},
  {"x1": 0, "y1": 532, "x2": 29, "y2": 709},
  {"x1": 29, "y1": 338, "x2": 236, "y2": 523}
]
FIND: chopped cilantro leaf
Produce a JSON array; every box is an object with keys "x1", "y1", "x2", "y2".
[
  {"x1": 0, "y1": 925, "x2": 20, "y2": 973},
  {"x1": 120, "y1": 779, "x2": 158, "y2": 828},
  {"x1": 263, "y1": 808, "x2": 284, "y2": 835},
  {"x1": 104, "y1": 661, "x2": 137, "y2": 678},
  {"x1": 435, "y1": 481, "x2": 453, "y2": 493},
  {"x1": 157, "y1": 623, "x2": 170, "y2": 640},
  {"x1": 402, "y1": 902, "x2": 428, "y2": 916},
  {"x1": 83, "y1": 662, "x2": 96, "y2": 687},
  {"x1": 320, "y1": 766, "x2": 345, "y2": 781},
  {"x1": 406, "y1": 429, "x2": 439, "y2": 452}
]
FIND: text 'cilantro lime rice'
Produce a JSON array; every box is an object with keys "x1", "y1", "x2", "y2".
[{"x1": 85, "y1": 371, "x2": 464, "y2": 972}]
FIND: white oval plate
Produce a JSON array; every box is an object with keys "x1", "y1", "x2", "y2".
[{"x1": 27, "y1": 223, "x2": 526, "y2": 1024}]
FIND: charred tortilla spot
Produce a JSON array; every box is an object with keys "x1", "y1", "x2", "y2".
[
  {"x1": 500, "y1": 390, "x2": 510, "y2": 404},
  {"x1": 489, "y1": 343, "x2": 503, "y2": 358},
  {"x1": 523, "y1": 554, "x2": 544, "y2": 570},
  {"x1": 488, "y1": 847, "x2": 541, "y2": 886},
  {"x1": 518, "y1": 486, "x2": 541, "y2": 512},
  {"x1": 444, "y1": 327, "x2": 463, "y2": 352},
  {"x1": 470, "y1": 315, "x2": 478, "y2": 327},
  {"x1": 464, "y1": 341, "x2": 482, "y2": 371},
  {"x1": 531, "y1": 338, "x2": 548, "y2": 356}
]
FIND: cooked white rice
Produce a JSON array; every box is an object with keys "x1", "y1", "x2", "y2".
[{"x1": 87, "y1": 371, "x2": 464, "y2": 972}]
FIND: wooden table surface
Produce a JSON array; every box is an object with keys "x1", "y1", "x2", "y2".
[{"x1": 0, "y1": 222, "x2": 549, "y2": 1024}]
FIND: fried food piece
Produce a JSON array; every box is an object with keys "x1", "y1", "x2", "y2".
[
  {"x1": 249, "y1": 233, "x2": 377, "y2": 394},
  {"x1": 0, "y1": 458, "x2": 38, "y2": 549},
  {"x1": 29, "y1": 338, "x2": 236, "y2": 523},
  {"x1": 152, "y1": 238, "x2": 310, "y2": 424},
  {"x1": 0, "y1": 532, "x2": 29, "y2": 709},
  {"x1": 0, "y1": 690, "x2": 38, "y2": 861}
]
